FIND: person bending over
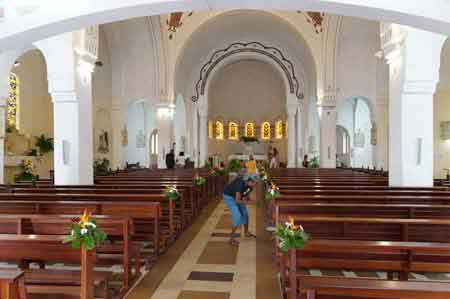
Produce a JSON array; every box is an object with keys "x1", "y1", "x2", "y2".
[{"x1": 223, "y1": 174, "x2": 258, "y2": 246}]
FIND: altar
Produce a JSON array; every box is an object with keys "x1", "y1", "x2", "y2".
[{"x1": 228, "y1": 154, "x2": 267, "y2": 161}]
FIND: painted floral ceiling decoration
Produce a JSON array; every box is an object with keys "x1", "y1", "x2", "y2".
[
  {"x1": 167, "y1": 12, "x2": 193, "y2": 39},
  {"x1": 298, "y1": 11, "x2": 325, "y2": 34}
]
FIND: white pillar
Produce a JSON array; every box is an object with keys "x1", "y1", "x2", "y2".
[
  {"x1": 0, "y1": 97, "x2": 6, "y2": 184},
  {"x1": 199, "y1": 112, "x2": 208, "y2": 167},
  {"x1": 110, "y1": 103, "x2": 123, "y2": 169},
  {"x1": 375, "y1": 101, "x2": 389, "y2": 170},
  {"x1": 52, "y1": 91, "x2": 93, "y2": 185},
  {"x1": 287, "y1": 95, "x2": 297, "y2": 168},
  {"x1": 319, "y1": 105, "x2": 337, "y2": 168},
  {"x1": 192, "y1": 105, "x2": 199, "y2": 167},
  {"x1": 297, "y1": 102, "x2": 304, "y2": 167},
  {"x1": 384, "y1": 26, "x2": 446, "y2": 187}
]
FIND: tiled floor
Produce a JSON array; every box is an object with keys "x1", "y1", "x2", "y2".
[{"x1": 148, "y1": 201, "x2": 257, "y2": 299}]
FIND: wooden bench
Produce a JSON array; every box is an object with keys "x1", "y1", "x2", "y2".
[
  {"x1": 0, "y1": 234, "x2": 110, "y2": 299},
  {"x1": 281, "y1": 240, "x2": 450, "y2": 299},
  {"x1": 0, "y1": 270, "x2": 26, "y2": 299},
  {"x1": 297, "y1": 276, "x2": 450, "y2": 299}
]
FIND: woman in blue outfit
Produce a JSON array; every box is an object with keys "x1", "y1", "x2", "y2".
[{"x1": 223, "y1": 174, "x2": 258, "y2": 246}]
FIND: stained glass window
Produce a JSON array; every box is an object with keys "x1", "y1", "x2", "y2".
[
  {"x1": 245, "y1": 123, "x2": 254, "y2": 137},
  {"x1": 275, "y1": 120, "x2": 283, "y2": 139},
  {"x1": 261, "y1": 122, "x2": 271, "y2": 140},
  {"x1": 7, "y1": 73, "x2": 19, "y2": 130},
  {"x1": 228, "y1": 122, "x2": 238, "y2": 140},
  {"x1": 215, "y1": 121, "x2": 224, "y2": 140},
  {"x1": 208, "y1": 121, "x2": 213, "y2": 139}
]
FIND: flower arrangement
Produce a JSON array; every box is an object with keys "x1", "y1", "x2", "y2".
[
  {"x1": 259, "y1": 167, "x2": 269, "y2": 183},
  {"x1": 63, "y1": 209, "x2": 107, "y2": 250},
  {"x1": 265, "y1": 182, "x2": 280, "y2": 201},
  {"x1": 16, "y1": 159, "x2": 37, "y2": 182},
  {"x1": 164, "y1": 185, "x2": 180, "y2": 201},
  {"x1": 193, "y1": 175, "x2": 206, "y2": 186},
  {"x1": 274, "y1": 216, "x2": 309, "y2": 253},
  {"x1": 209, "y1": 169, "x2": 219, "y2": 176}
]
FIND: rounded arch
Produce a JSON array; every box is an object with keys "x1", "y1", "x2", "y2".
[
  {"x1": 2, "y1": 1, "x2": 450, "y2": 52},
  {"x1": 192, "y1": 41, "x2": 304, "y2": 102}
]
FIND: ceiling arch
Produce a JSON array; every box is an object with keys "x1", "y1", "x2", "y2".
[{"x1": 1, "y1": 1, "x2": 450, "y2": 52}]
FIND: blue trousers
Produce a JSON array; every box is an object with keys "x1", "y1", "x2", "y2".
[{"x1": 223, "y1": 194, "x2": 249, "y2": 227}]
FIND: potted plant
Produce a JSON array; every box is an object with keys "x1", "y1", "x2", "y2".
[
  {"x1": 240, "y1": 136, "x2": 259, "y2": 143},
  {"x1": 193, "y1": 174, "x2": 206, "y2": 186},
  {"x1": 265, "y1": 182, "x2": 280, "y2": 201},
  {"x1": 16, "y1": 159, "x2": 37, "y2": 182},
  {"x1": 227, "y1": 159, "x2": 241, "y2": 174},
  {"x1": 309, "y1": 156, "x2": 320, "y2": 168},
  {"x1": 35, "y1": 134, "x2": 54, "y2": 154},
  {"x1": 93, "y1": 158, "x2": 110, "y2": 176}
]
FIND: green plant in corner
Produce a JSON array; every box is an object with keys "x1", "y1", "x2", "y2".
[
  {"x1": 309, "y1": 156, "x2": 320, "y2": 168},
  {"x1": 35, "y1": 134, "x2": 54, "y2": 154}
]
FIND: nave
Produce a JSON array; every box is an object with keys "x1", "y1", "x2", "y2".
[{"x1": 2, "y1": 167, "x2": 450, "y2": 298}]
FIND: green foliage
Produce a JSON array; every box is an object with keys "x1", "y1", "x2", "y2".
[
  {"x1": 63, "y1": 218, "x2": 107, "y2": 251},
  {"x1": 240, "y1": 136, "x2": 259, "y2": 143},
  {"x1": 274, "y1": 223, "x2": 310, "y2": 253},
  {"x1": 227, "y1": 159, "x2": 242, "y2": 173},
  {"x1": 15, "y1": 172, "x2": 36, "y2": 182},
  {"x1": 309, "y1": 156, "x2": 320, "y2": 168},
  {"x1": 193, "y1": 176, "x2": 206, "y2": 186},
  {"x1": 265, "y1": 185, "x2": 281, "y2": 201},
  {"x1": 94, "y1": 158, "x2": 110, "y2": 176},
  {"x1": 163, "y1": 186, "x2": 180, "y2": 201},
  {"x1": 35, "y1": 134, "x2": 54, "y2": 154}
]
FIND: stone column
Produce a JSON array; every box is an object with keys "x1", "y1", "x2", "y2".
[
  {"x1": 192, "y1": 105, "x2": 199, "y2": 167},
  {"x1": 0, "y1": 96, "x2": 6, "y2": 184},
  {"x1": 287, "y1": 95, "x2": 298, "y2": 168},
  {"x1": 110, "y1": 103, "x2": 123, "y2": 169},
  {"x1": 319, "y1": 105, "x2": 337, "y2": 168},
  {"x1": 52, "y1": 91, "x2": 94, "y2": 185},
  {"x1": 374, "y1": 101, "x2": 389, "y2": 170},
  {"x1": 297, "y1": 101, "x2": 304, "y2": 167},
  {"x1": 384, "y1": 26, "x2": 446, "y2": 187},
  {"x1": 199, "y1": 111, "x2": 208, "y2": 168}
]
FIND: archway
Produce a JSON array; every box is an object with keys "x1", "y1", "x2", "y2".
[
  {"x1": 4, "y1": 49, "x2": 54, "y2": 183},
  {"x1": 126, "y1": 100, "x2": 153, "y2": 167},
  {"x1": 207, "y1": 59, "x2": 287, "y2": 164},
  {"x1": 336, "y1": 125, "x2": 350, "y2": 167},
  {"x1": 2, "y1": 1, "x2": 450, "y2": 52},
  {"x1": 337, "y1": 96, "x2": 374, "y2": 168}
]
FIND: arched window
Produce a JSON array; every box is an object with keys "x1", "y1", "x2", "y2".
[
  {"x1": 228, "y1": 122, "x2": 238, "y2": 140},
  {"x1": 275, "y1": 120, "x2": 283, "y2": 139},
  {"x1": 150, "y1": 129, "x2": 159, "y2": 154},
  {"x1": 7, "y1": 72, "x2": 20, "y2": 131},
  {"x1": 215, "y1": 121, "x2": 224, "y2": 140},
  {"x1": 245, "y1": 123, "x2": 255, "y2": 137},
  {"x1": 208, "y1": 120, "x2": 213, "y2": 139},
  {"x1": 261, "y1": 122, "x2": 271, "y2": 140}
]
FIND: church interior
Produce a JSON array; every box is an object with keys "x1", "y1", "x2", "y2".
[{"x1": 1, "y1": 1, "x2": 450, "y2": 298}]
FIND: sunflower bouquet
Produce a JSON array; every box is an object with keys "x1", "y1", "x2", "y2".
[
  {"x1": 274, "y1": 216, "x2": 309, "y2": 252},
  {"x1": 164, "y1": 185, "x2": 180, "y2": 201},
  {"x1": 63, "y1": 209, "x2": 107, "y2": 250}
]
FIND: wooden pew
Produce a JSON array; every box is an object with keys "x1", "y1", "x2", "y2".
[
  {"x1": 0, "y1": 214, "x2": 138, "y2": 291},
  {"x1": 0, "y1": 200, "x2": 161, "y2": 259},
  {"x1": 281, "y1": 240, "x2": 450, "y2": 299},
  {"x1": 0, "y1": 234, "x2": 109, "y2": 299},
  {"x1": 0, "y1": 270, "x2": 26, "y2": 299}
]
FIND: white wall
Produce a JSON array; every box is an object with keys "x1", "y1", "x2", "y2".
[{"x1": 353, "y1": 99, "x2": 373, "y2": 167}]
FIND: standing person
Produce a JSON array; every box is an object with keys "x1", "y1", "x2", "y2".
[
  {"x1": 223, "y1": 174, "x2": 258, "y2": 246},
  {"x1": 245, "y1": 155, "x2": 258, "y2": 174},
  {"x1": 165, "y1": 149, "x2": 175, "y2": 169},
  {"x1": 302, "y1": 154, "x2": 309, "y2": 168},
  {"x1": 176, "y1": 152, "x2": 186, "y2": 168}
]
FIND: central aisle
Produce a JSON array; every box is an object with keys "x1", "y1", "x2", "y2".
[{"x1": 151, "y1": 201, "x2": 256, "y2": 299}]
